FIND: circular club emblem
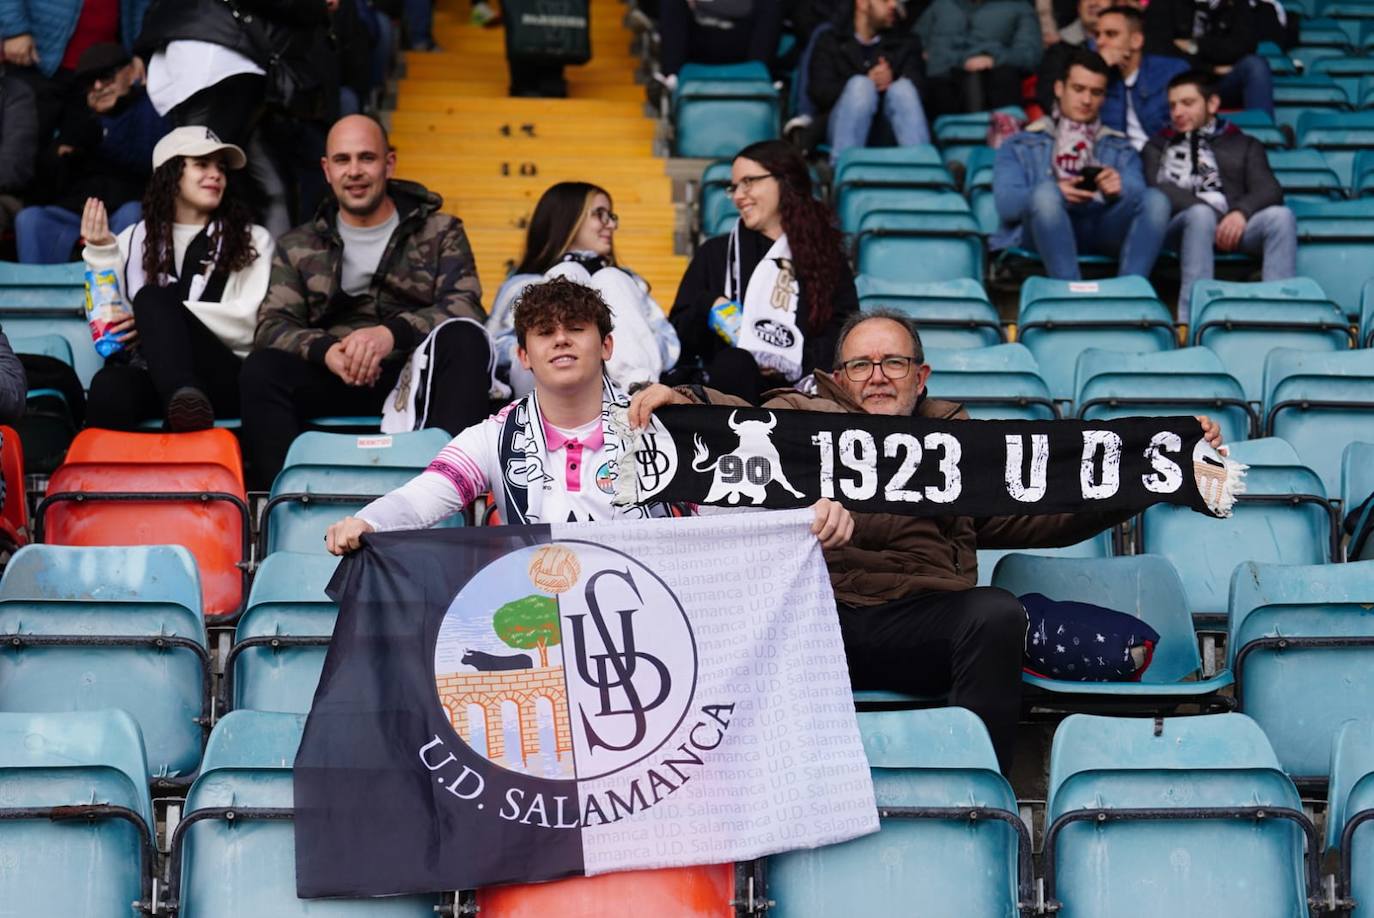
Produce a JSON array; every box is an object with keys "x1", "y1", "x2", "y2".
[{"x1": 433, "y1": 542, "x2": 697, "y2": 781}]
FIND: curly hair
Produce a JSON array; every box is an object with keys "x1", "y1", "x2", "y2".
[
  {"x1": 140, "y1": 155, "x2": 258, "y2": 283},
  {"x1": 733, "y1": 140, "x2": 847, "y2": 334},
  {"x1": 513, "y1": 276, "x2": 614, "y2": 347},
  {"x1": 515, "y1": 181, "x2": 617, "y2": 276}
]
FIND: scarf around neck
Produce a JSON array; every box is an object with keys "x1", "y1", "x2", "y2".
[
  {"x1": 725, "y1": 220, "x2": 805, "y2": 382},
  {"x1": 495, "y1": 373, "x2": 675, "y2": 524},
  {"x1": 1158, "y1": 119, "x2": 1227, "y2": 211},
  {"x1": 124, "y1": 220, "x2": 225, "y2": 304},
  {"x1": 1051, "y1": 112, "x2": 1101, "y2": 180}
]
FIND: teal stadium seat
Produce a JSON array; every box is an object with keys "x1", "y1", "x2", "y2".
[
  {"x1": 166, "y1": 710, "x2": 441, "y2": 916},
  {"x1": 837, "y1": 187, "x2": 967, "y2": 236},
  {"x1": 227, "y1": 552, "x2": 340, "y2": 715},
  {"x1": 925, "y1": 342, "x2": 1039, "y2": 373},
  {"x1": 1353, "y1": 149, "x2": 1374, "y2": 198},
  {"x1": 1016, "y1": 276, "x2": 1176, "y2": 402},
  {"x1": 1291, "y1": 21, "x2": 1351, "y2": 72},
  {"x1": 1343, "y1": 441, "x2": 1374, "y2": 560},
  {"x1": 1257, "y1": 42, "x2": 1299, "y2": 77},
  {"x1": 966, "y1": 146, "x2": 1001, "y2": 235},
  {"x1": 974, "y1": 530, "x2": 1112, "y2": 589},
  {"x1": 1328, "y1": 719, "x2": 1374, "y2": 916},
  {"x1": 766, "y1": 708, "x2": 1030, "y2": 918},
  {"x1": 1323, "y1": 3, "x2": 1374, "y2": 45},
  {"x1": 932, "y1": 107, "x2": 1026, "y2": 170},
  {"x1": 0, "y1": 544, "x2": 210, "y2": 782},
  {"x1": 991, "y1": 554, "x2": 1233, "y2": 705},
  {"x1": 262, "y1": 429, "x2": 461, "y2": 557},
  {"x1": 1229, "y1": 559, "x2": 1374, "y2": 782},
  {"x1": 926, "y1": 343, "x2": 1057, "y2": 419},
  {"x1": 1262, "y1": 347, "x2": 1374, "y2": 496},
  {"x1": 1296, "y1": 109, "x2": 1374, "y2": 190},
  {"x1": 1362, "y1": 277, "x2": 1374, "y2": 347},
  {"x1": 671, "y1": 68, "x2": 779, "y2": 158},
  {"x1": 696, "y1": 160, "x2": 737, "y2": 239},
  {"x1": 1073, "y1": 346, "x2": 1256, "y2": 443},
  {"x1": 0, "y1": 709, "x2": 156, "y2": 917},
  {"x1": 1273, "y1": 75, "x2": 1349, "y2": 131},
  {"x1": 1225, "y1": 108, "x2": 1289, "y2": 148},
  {"x1": 855, "y1": 276, "x2": 1003, "y2": 348},
  {"x1": 1044, "y1": 713, "x2": 1316, "y2": 918},
  {"x1": 1266, "y1": 148, "x2": 1346, "y2": 200},
  {"x1": 1139, "y1": 440, "x2": 1337, "y2": 617},
  {"x1": 1188, "y1": 277, "x2": 1352, "y2": 401},
  {"x1": 1314, "y1": 55, "x2": 1374, "y2": 108},
  {"x1": 854, "y1": 210, "x2": 983, "y2": 283},
  {"x1": 1291, "y1": 197, "x2": 1374, "y2": 319},
  {"x1": 0, "y1": 261, "x2": 104, "y2": 387}
]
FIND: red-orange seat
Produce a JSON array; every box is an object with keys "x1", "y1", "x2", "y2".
[
  {"x1": 476, "y1": 865, "x2": 734, "y2": 917},
  {"x1": 40, "y1": 430, "x2": 249, "y2": 618},
  {"x1": 62, "y1": 428, "x2": 245, "y2": 486},
  {"x1": 0, "y1": 425, "x2": 28, "y2": 547}
]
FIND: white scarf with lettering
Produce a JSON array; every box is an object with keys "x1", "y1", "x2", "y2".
[{"x1": 726, "y1": 220, "x2": 804, "y2": 382}]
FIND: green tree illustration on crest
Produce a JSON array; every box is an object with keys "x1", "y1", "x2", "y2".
[{"x1": 493, "y1": 594, "x2": 561, "y2": 668}]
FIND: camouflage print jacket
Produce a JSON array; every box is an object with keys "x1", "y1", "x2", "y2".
[{"x1": 254, "y1": 179, "x2": 484, "y2": 363}]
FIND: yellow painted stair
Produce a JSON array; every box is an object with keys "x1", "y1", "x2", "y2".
[{"x1": 389, "y1": 0, "x2": 686, "y2": 306}]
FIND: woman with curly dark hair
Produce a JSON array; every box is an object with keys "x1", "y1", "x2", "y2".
[
  {"x1": 669, "y1": 139, "x2": 858, "y2": 403},
  {"x1": 80, "y1": 126, "x2": 273, "y2": 431}
]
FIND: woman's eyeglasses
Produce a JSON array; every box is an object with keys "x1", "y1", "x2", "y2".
[
  {"x1": 590, "y1": 207, "x2": 619, "y2": 226},
  {"x1": 726, "y1": 173, "x2": 776, "y2": 196}
]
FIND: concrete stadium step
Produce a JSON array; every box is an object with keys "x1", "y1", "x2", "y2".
[
  {"x1": 393, "y1": 154, "x2": 665, "y2": 179},
  {"x1": 391, "y1": 137, "x2": 654, "y2": 160},
  {"x1": 393, "y1": 80, "x2": 645, "y2": 101},
  {"x1": 404, "y1": 55, "x2": 639, "y2": 81}
]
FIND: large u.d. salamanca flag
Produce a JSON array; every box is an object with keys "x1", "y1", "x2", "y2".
[{"x1": 294, "y1": 510, "x2": 877, "y2": 897}]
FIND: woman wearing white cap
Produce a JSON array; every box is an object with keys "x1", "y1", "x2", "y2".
[{"x1": 80, "y1": 125, "x2": 273, "y2": 431}]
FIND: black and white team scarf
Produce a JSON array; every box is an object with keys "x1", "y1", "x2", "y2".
[
  {"x1": 613, "y1": 406, "x2": 1246, "y2": 519},
  {"x1": 726, "y1": 220, "x2": 805, "y2": 382}
]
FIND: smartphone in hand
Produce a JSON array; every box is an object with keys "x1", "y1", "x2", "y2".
[{"x1": 1075, "y1": 165, "x2": 1103, "y2": 191}]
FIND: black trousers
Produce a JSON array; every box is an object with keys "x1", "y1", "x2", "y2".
[
  {"x1": 86, "y1": 286, "x2": 243, "y2": 430},
  {"x1": 699, "y1": 345, "x2": 776, "y2": 406},
  {"x1": 658, "y1": 0, "x2": 782, "y2": 75},
  {"x1": 838, "y1": 587, "x2": 1026, "y2": 774},
  {"x1": 925, "y1": 66, "x2": 1027, "y2": 119},
  {"x1": 239, "y1": 321, "x2": 493, "y2": 490}
]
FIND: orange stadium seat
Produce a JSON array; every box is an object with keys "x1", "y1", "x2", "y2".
[
  {"x1": 475, "y1": 864, "x2": 734, "y2": 917},
  {"x1": 37, "y1": 429, "x2": 249, "y2": 619},
  {"x1": 0, "y1": 426, "x2": 28, "y2": 548}
]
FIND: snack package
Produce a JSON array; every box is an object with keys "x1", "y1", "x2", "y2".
[
  {"x1": 84, "y1": 268, "x2": 132, "y2": 357},
  {"x1": 708, "y1": 298, "x2": 742, "y2": 345}
]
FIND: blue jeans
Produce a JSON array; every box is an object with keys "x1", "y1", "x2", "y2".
[
  {"x1": 1167, "y1": 203, "x2": 1298, "y2": 321},
  {"x1": 1020, "y1": 181, "x2": 1171, "y2": 280},
  {"x1": 404, "y1": 0, "x2": 434, "y2": 49},
  {"x1": 15, "y1": 201, "x2": 142, "y2": 264},
  {"x1": 1214, "y1": 55, "x2": 1274, "y2": 119},
  {"x1": 827, "y1": 75, "x2": 931, "y2": 162}
]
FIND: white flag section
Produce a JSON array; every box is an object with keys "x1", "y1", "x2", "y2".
[{"x1": 549, "y1": 509, "x2": 878, "y2": 874}]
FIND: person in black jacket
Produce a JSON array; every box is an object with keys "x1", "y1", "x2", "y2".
[
  {"x1": 669, "y1": 139, "x2": 858, "y2": 404},
  {"x1": 1144, "y1": 0, "x2": 1272, "y2": 117},
  {"x1": 808, "y1": 0, "x2": 929, "y2": 161},
  {"x1": 1143, "y1": 70, "x2": 1294, "y2": 321},
  {"x1": 0, "y1": 66, "x2": 37, "y2": 241}
]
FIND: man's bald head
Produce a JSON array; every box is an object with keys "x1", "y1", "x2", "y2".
[{"x1": 322, "y1": 114, "x2": 397, "y2": 225}]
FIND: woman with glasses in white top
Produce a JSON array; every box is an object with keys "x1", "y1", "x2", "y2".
[
  {"x1": 668, "y1": 139, "x2": 858, "y2": 405},
  {"x1": 487, "y1": 181, "x2": 680, "y2": 395}
]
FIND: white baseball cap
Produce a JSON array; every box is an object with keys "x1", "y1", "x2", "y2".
[{"x1": 152, "y1": 126, "x2": 248, "y2": 172}]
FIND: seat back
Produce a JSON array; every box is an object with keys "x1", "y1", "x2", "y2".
[
  {"x1": 855, "y1": 277, "x2": 1001, "y2": 348},
  {"x1": 697, "y1": 160, "x2": 737, "y2": 238},
  {"x1": 1017, "y1": 300, "x2": 1176, "y2": 402},
  {"x1": 837, "y1": 186, "x2": 965, "y2": 235},
  {"x1": 232, "y1": 552, "x2": 340, "y2": 714},
  {"x1": 1344, "y1": 441, "x2": 1374, "y2": 560},
  {"x1": 0, "y1": 545, "x2": 208, "y2": 779},
  {"x1": 1292, "y1": 200, "x2": 1374, "y2": 317},
  {"x1": 1142, "y1": 463, "x2": 1333, "y2": 616},
  {"x1": 991, "y1": 554, "x2": 1201, "y2": 684},
  {"x1": 476, "y1": 867, "x2": 735, "y2": 918},
  {"x1": 1228, "y1": 560, "x2": 1374, "y2": 779},
  {"x1": 854, "y1": 211, "x2": 984, "y2": 283},
  {"x1": 1047, "y1": 713, "x2": 1309, "y2": 918},
  {"x1": 768, "y1": 708, "x2": 1022, "y2": 918},
  {"x1": 1296, "y1": 109, "x2": 1374, "y2": 187},
  {"x1": 672, "y1": 80, "x2": 779, "y2": 158},
  {"x1": 177, "y1": 711, "x2": 439, "y2": 916},
  {"x1": 0, "y1": 425, "x2": 26, "y2": 545},
  {"x1": 1327, "y1": 719, "x2": 1374, "y2": 851},
  {"x1": 0, "y1": 709, "x2": 154, "y2": 918},
  {"x1": 44, "y1": 461, "x2": 247, "y2": 618},
  {"x1": 0, "y1": 261, "x2": 103, "y2": 387},
  {"x1": 1076, "y1": 371, "x2": 1253, "y2": 444},
  {"x1": 1267, "y1": 148, "x2": 1346, "y2": 199},
  {"x1": 1263, "y1": 348, "x2": 1374, "y2": 496},
  {"x1": 1361, "y1": 278, "x2": 1374, "y2": 348},
  {"x1": 927, "y1": 370, "x2": 1057, "y2": 420},
  {"x1": 63, "y1": 428, "x2": 245, "y2": 485},
  {"x1": 976, "y1": 531, "x2": 1112, "y2": 588},
  {"x1": 1190, "y1": 300, "x2": 1351, "y2": 402}
]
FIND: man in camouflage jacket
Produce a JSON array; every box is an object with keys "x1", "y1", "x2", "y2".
[{"x1": 240, "y1": 114, "x2": 492, "y2": 489}]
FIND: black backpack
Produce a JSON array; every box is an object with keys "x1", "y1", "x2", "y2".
[{"x1": 503, "y1": 0, "x2": 592, "y2": 65}]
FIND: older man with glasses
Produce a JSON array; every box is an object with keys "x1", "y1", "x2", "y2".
[{"x1": 631, "y1": 309, "x2": 1162, "y2": 774}]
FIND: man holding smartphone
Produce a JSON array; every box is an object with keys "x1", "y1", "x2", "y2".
[{"x1": 991, "y1": 47, "x2": 1171, "y2": 280}]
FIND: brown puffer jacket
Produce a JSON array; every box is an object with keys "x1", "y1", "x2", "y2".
[{"x1": 689, "y1": 371, "x2": 1133, "y2": 608}]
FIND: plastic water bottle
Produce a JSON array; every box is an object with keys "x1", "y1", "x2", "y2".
[{"x1": 84, "y1": 268, "x2": 132, "y2": 357}]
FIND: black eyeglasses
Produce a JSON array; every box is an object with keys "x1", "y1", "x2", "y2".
[
  {"x1": 837, "y1": 355, "x2": 922, "y2": 381},
  {"x1": 590, "y1": 206, "x2": 619, "y2": 226},
  {"x1": 726, "y1": 173, "x2": 775, "y2": 196}
]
